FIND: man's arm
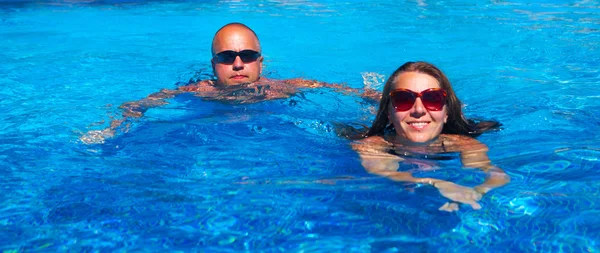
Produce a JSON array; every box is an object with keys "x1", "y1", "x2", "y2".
[
  {"x1": 118, "y1": 89, "x2": 183, "y2": 117},
  {"x1": 80, "y1": 81, "x2": 215, "y2": 144},
  {"x1": 79, "y1": 88, "x2": 184, "y2": 144},
  {"x1": 284, "y1": 78, "x2": 382, "y2": 102}
]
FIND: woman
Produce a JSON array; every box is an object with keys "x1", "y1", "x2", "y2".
[{"x1": 353, "y1": 61, "x2": 509, "y2": 212}]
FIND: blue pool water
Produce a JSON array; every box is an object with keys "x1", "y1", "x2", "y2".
[{"x1": 2, "y1": 0, "x2": 600, "y2": 252}]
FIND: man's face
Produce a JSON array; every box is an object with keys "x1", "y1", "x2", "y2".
[{"x1": 211, "y1": 27, "x2": 263, "y2": 85}]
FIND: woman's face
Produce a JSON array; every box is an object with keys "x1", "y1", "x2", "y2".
[{"x1": 387, "y1": 72, "x2": 448, "y2": 143}]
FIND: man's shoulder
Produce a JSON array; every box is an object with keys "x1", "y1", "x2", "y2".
[
  {"x1": 253, "y1": 77, "x2": 317, "y2": 87},
  {"x1": 282, "y1": 78, "x2": 320, "y2": 88},
  {"x1": 178, "y1": 80, "x2": 216, "y2": 92}
]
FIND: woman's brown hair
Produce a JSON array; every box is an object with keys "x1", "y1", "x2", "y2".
[{"x1": 366, "y1": 61, "x2": 499, "y2": 137}]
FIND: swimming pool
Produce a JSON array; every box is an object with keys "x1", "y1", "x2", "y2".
[{"x1": 1, "y1": 0, "x2": 599, "y2": 252}]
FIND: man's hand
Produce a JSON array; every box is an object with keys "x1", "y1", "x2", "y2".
[{"x1": 361, "y1": 88, "x2": 382, "y2": 103}]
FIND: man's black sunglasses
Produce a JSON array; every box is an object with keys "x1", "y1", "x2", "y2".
[{"x1": 213, "y1": 50, "x2": 261, "y2": 64}]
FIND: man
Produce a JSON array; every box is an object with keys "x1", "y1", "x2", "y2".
[
  {"x1": 81, "y1": 23, "x2": 369, "y2": 143},
  {"x1": 211, "y1": 22, "x2": 264, "y2": 86}
]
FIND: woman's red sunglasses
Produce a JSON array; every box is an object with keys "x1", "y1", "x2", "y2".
[{"x1": 389, "y1": 88, "x2": 447, "y2": 112}]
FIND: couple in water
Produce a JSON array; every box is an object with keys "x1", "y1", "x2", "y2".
[{"x1": 83, "y1": 23, "x2": 510, "y2": 212}]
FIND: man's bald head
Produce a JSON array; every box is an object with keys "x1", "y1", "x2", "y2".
[
  {"x1": 210, "y1": 23, "x2": 263, "y2": 85},
  {"x1": 211, "y1": 23, "x2": 261, "y2": 55}
]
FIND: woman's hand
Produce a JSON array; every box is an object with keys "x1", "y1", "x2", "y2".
[{"x1": 433, "y1": 181, "x2": 482, "y2": 211}]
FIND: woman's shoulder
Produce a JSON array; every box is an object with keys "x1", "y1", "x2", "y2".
[
  {"x1": 440, "y1": 134, "x2": 487, "y2": 152},
  {"x1": 357, "y1": 135, "x2": 393, "y2": 145},
  {"x1": 352, "y1": 135, "x2": 392, "y2": 153},
  {"x1": 440, "y1": 134, "x2": 478, "y2": 142}
]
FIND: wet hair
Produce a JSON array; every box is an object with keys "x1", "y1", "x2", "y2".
[
  {"x1": 366, "y1": 61, "x2": 500, "y2": 137},
  {"x1": 211, "y1": 22, "x2": 260, "y2": 55}
]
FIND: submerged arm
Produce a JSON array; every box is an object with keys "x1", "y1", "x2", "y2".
[
  {"x1": 351, "y1": 137, "x2": 441, "y2": 185},
  {"x1": 118, "y1": 80, "x2": 213, "y2": 119},
  {"x1": 463, "y1": 153, "x2": 510, "y2": 195},
  {"x1": 80, "y1": 81, "x2": 215, "y2": 144},
  {"x1": 110, "y1": 88, "x2": 186, "y2": 131},
  {"x1": 447, "y1": 135, "x2": 511, "y2": 195},
  {"x1": 284, "y1": 78, "x2": 381, "y2": 102},
  {"x1": 80, "y1": 88, "x2": 183, "y2": 144},
  {"x1": 352, "y1": 137, "x2": 485, "y2": 211},
  {"x1": 118, "y1": 88, "x2": 184, "y2": 118}
]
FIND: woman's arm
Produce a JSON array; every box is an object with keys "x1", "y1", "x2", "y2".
[
  {"x1": 352, "y1": 136, "x2": 485, "y2": 211},
  {"x1": 351, "y1": 137, "x2": 441, "y2": 185},
  {"x1": 444, "y1": 135, "x2": 511, "y2": 194}
]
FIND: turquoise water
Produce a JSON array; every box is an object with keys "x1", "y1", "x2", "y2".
[{"x1": 1, "y1": 0, "x2": 600, "y2": 252}]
